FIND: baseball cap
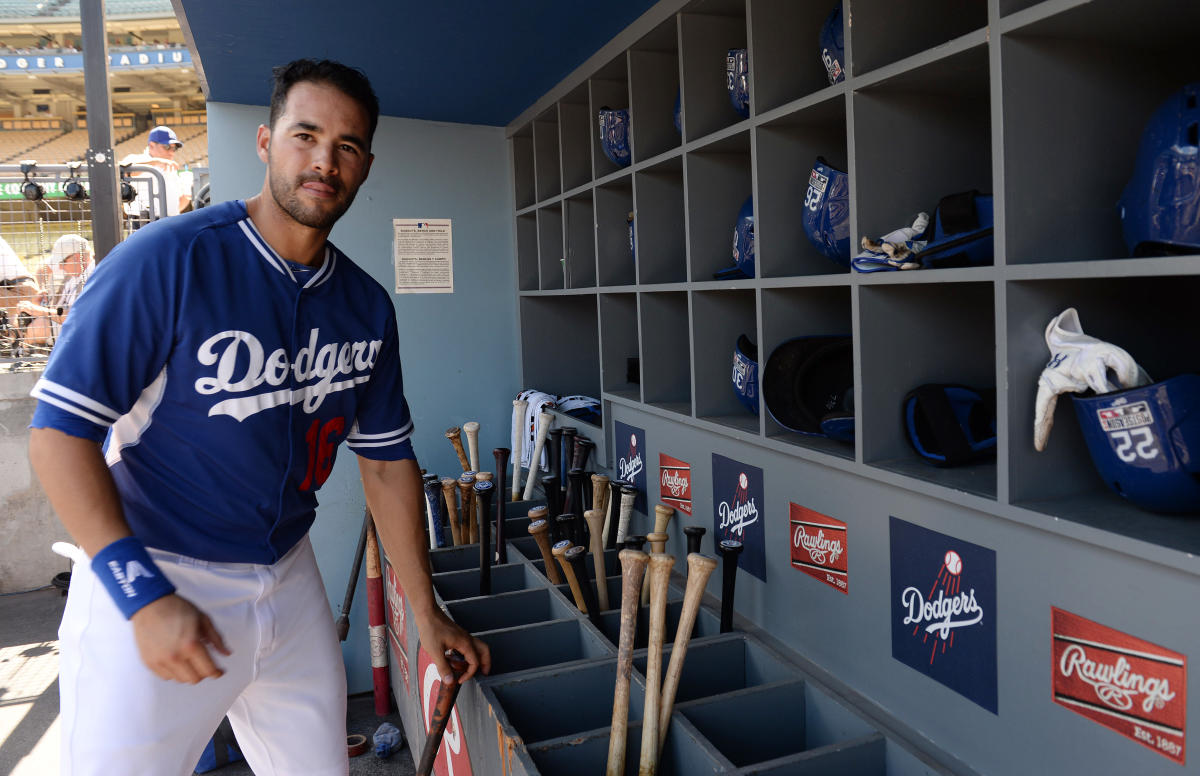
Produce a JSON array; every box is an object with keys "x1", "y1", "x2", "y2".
[
  {"x1": 148, "y1": 125, "x2": 183, "y2": 148},
  {"x1": 51, "y1": 234, "x2": 90, "y2": 264}
]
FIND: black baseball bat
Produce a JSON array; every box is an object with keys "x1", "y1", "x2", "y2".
[{"x1": 335, "y1": 507, "x2": 371, "y2": 641}]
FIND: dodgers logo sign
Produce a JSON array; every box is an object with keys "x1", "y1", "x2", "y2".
[
  {"x1": 712, "y1": 454, "x2": 765, "y2": 581},
  {"x1": 614, "y1": 421, "x2": 647, "y2": 513},
  {"x1": 890, "y1": 517, "x2": 997, "y2": 713}
]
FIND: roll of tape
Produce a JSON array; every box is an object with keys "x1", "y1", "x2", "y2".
[{"x1": 346, "y1": 733, "x2": 368, "y2": 758}]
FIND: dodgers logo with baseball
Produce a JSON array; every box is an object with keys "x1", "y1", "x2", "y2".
[
  {"x1": 659, "y1": 453, "x2": 692, "y2": 515},
  {"x1": 418, "y1": 646, "x2": 473, "y2": 776},
  {"x1": 789, "y1": 503, "x2": 847, "y2": 594},
  {"x1": 890, "y1": 517, "x2": 997, "y2": 713},
  {"x1": 712, "y1": 454, "x2": 766, "y2": 581},
  {"x1": 1052, "y1": 607, "x2": 1186, "y2": 764},
  {"x1": 614, "y1": 420, "x2": 647, "y2": 513}
]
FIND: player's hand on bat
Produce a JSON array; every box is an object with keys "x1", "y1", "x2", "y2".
[
  {"x1": 417, "y1": 608, "x2": 490, "y2": 685},
  {"x1": 130, "y1": 593, "x2": 231, "y2": 684}
]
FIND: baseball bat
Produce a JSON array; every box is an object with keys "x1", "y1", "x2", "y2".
[
  {"x1": 717, "y1": 539, "x2": 744, "y2": 633},
  {"x1": 415, "y1": 650, "x2": 469, "y2": 776},
  {"x1": 475, "y1": 480, "x2": 494, "y2": 596},
  {"x1": 604, "y1": 478, "x2": 625, "y2": 550},
  {"x1": 639, "y1": 553, "x2": 675, "y2": 775},
  {"x1": 643, "y1": 533, "x2": 669, "y2": 606},
  {"x1": 584, "y1": 508, "x2": 610, "y2": 611},
  {"x1": 527, "y1": 514, "x2": 562, "y2": 584},
  {"x1": 684, "y1": 526, "x2": 706, "y2": 556},
  {"x1": 556, "y1": 512, "x2": 580, "y2": 550},
  {"x1": 565, "y1": 467, "x2": 586, "y2": 523},
  {"x1": 364, "y1": 512, "x2": 390, "y2": 716},
  {"x1": 616, "y1": 485, "x2": 637, "y2": 545},
  {"x1": 335, "y1": 507, "x2": 371, "y2": 641},
  {"x1": 462, "y1": 421, "x2": 481, "y2": 473},
  {"x1": 592, "y1": 473, "x2": 610, "y2": 515},
  {"x1": 547, "y1": 427, "x2": 564, "y2": 496},
  {"x1": 511, "y1": 399, "x2": 527, "y2": 502},
  {"x1": 457, "y1": 473, "x2": 476, "y2": 544},
  {"x1": 552, "y1": 539, "x2": 587, "y2": 613},
  {"x1": 473, "y1": 471, "x2": 493, "y2": 548},
  {"x1": 559, "y1": 427, "x2": 577, "y2": 491},
  {"x1": 653, "y1": 504, "x2": 675, "y2": 536},
  {"x1": 493, "y1": 448, "x2": 510, "y2": 564},
  {"x1": 565, "y1": 544, "x2": 601, "y2": 627},
  {"x1": 606, "y1": 549, "x2": 649, "y2": 776},
  {"x1": 423, "y1": 476, "x2": 446, "y2": 550},
  {"x1": 445, "y1": 426, "x2": 470, "y2": 472},
  {"x1": 522, "y1": 412, "x2": 553, "y2": 501},
  {"x1": 657, "y1": 553, "x2": 718, "y2": 757},
  {"x1": 624, "y1": 535, "x2": 647, "y2": 553},
  {"x1": 441, "y1": 477, "x2": 461, "y2": 546},
  {"x1": 543, "y1": 472, "x2": 562, "y2": 520}
]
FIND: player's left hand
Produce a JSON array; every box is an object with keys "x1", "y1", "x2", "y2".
[{"x1": 414, "y1": 607, "x2": 490, "y2": 686}]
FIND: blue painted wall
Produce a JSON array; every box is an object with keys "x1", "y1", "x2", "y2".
[{"x1": 207, "y1": 102, "x2": 520, "y2": 693}]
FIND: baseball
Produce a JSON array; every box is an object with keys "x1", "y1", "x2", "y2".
[
  {"x1": 944, "y1": 550, "x2": 962, "y2": 575},
  {"x1": 738, "y1": 473, "x2": 748, "y2": 489}
]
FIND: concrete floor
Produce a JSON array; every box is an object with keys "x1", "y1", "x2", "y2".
[{"x1": 0, "y1": 586, "x2": 416, "y2": 775}]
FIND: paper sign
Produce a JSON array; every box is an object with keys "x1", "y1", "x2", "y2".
[{"x1": 393, "y1": 218, "x2": 453, "y2": 293}]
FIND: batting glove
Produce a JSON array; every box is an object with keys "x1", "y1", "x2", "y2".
[
  {"x1": 1033, "y1": 307, "x2": 1151, "y2": 451},
  {"x1": 851, "y1": 213, "x2": 929, "y2": 272}
]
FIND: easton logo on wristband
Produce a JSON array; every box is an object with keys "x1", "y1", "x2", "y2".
[{"x1": 91, "y1": 537, "x2": 176, "y2": 619}]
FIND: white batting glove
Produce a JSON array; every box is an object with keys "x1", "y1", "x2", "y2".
[
  {"x1": 1032, "y1": 308, "x2": 1151, "y2": 451},
  {"x1": 851, "y1": 213, "x2": 929, "y2": 272}
]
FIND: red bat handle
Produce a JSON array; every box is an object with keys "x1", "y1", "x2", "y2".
[{"x1": 415, "y1": 651, "x2": 469, "y2": 776}]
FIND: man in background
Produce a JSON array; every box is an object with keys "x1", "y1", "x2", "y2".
[
  {"x1": 121, "y1": 124, "x2": 193, "y2": 218},
  {"x1": 21, "y1": 233, "x2": 93, "y2": 346}
]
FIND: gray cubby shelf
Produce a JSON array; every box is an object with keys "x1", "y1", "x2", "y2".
[
  {"x1": 640, "y1": 289, "x2": 692, "y2": 416},
  {"x1": 599, "y1": 292, "x2": 641, "y2": 399},
  {"x1": 590, "y1": 54, "x2": 631, "y2": 179},
  {"x1": 686, "y1": 130, "x2": 753, "y2": 281},
  {"x1": 692, "y1": 288, "x2": 758, "y2": 432},
  {"x1": 629, "y1": 17, "x2": 682, "y2": 163},
  {"x1": 559, "y1": 86, "x2": 593, "y2": 193},
  {"x1": 532, "y1": 107, "x2": 561, "y2": 203},
  {"x1": 564, "y1": 193, "x2": 597, "y2": 289},
  {"x1": 596, "y1": 179, "x2": 636, "y2": 287},
  {"x1": 635, "y1": 156, "x2": 688, "y2": 284}
]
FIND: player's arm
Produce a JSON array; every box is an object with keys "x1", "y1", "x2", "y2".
[
  {"x1": 30, "y1": 427, "x2": 231, "y2": 683},
  {"x1": 358, "y1": 455, "x2": 490, "y2": 684}
]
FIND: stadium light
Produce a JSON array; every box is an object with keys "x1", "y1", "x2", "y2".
[
  {"x1": 64, "y1": 161, "x2": 88, "y2": 201},
  {"x1": 19, "y1": 161, "x2": 44, "y2": 202}
]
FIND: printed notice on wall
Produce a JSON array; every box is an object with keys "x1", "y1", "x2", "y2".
[{"x1": 393, "y1": 218, "x2": 453, "y2": 294}]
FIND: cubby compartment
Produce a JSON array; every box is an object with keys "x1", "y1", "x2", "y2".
[
  {"x1": 639, "y1": 291, "x2": 692, "y2": 416},
  {"x1": 591, "y1": 55, "x2": 632, "y2": 180},
  {"x1": 759, "y1": 285, "x2": 854, "y2": 460},
  {"x1": 513, "y1": 123, "x2": 535, "y2": 210},
  {"x1": 633, "y1": 157, "x2": 687, "y2": 284},
  {"x1": 559, "y1": 85, "x2": 593, "y2": 192},
  {"x1": 520, "y1": 296, "x2": 601, "y2": 400},
  {"x1": 445, "y1": 587, "x2": 578, "y2": 634},
  {"x1": 429, "y1": 544, "x2": 486, "y2": 574},
  {"x1": 482, "y1": 617, "x2": 615, "y2": 676},
  {"x1": 533, "y1": 107, "x2": 561, "y2": 202},
  {"x1": 601, "y1": 293, "x2": 642, "y2": 400},
  {"x1": 859, "y1": 282, "x2": 996, "y2": 498},
  {"x1": 433, "y1": 562, "x2": 539, "y2": 602},
  {"x1": 490, "y1": 659, "x2": 648, "y2": 745},
  {"x1": 596, "y1": 180, "x2": 636, "y2": 286},
  {"x1": 629, "y1": 17, "x2": 682, "y2": 162},
  {"x1": 738, "y1": 734, "x2": 885, "y2": 775},
  {"x1": 634, "y1": 634, "x2": 797, "y2": 704},
  {"x1": 565, "y1": 193, "x2": 597, "y2": 289},
  {"x1": 527, "y1": 716, "x2": 728, "y2": 775},
  {"x1": 692, "y1": 289, "x2": 759, "y2": 432},
  {"x1": 686, "y1": 131, "x2": 753, "y2": 281},
  {"x1": 1007, "y1": 277, "x2": 1200, "y2": 553},
  {"x1": 1001, "y1": 0, "x2": 1200, "y2": 264},
  {"x1": 679, "y1": 3, "x2": 749, "y2": 141},
  {"x1": 596, "y1": 596, "x2": 722, "y2": 649},
  {"x1": 516, "y1": 212, "x2": 540, "y2": 291},
  {"x1": 754, "y1": 94, "x2": 848, "y2": 278},
  {"x1": 537, "y1": 205, "x2": 565, "y2": 290},
  {"x1": 848, "y1": 0, "x2": 986, "y2": 76},
  {"x1": 747, "y1": 0, "x2": 840, "y2": 113},
  {"x1": 853, "y1": 43, "x2": 992, "y2": 259},
  {"x1": 677, "y1": 680, "x2": 812, "y2": 766}
]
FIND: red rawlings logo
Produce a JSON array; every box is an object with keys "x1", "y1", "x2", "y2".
[
  {"x1": 659, "y1": 453, "x2": 692, "y2": 515},
  {"x1": 1052, "y1": 607, "x2": 1186, "y2": 764},
  {"x1": 789, "y1": 503, "x2": 847, "y2": 594}
]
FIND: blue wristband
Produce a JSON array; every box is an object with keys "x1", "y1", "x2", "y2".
[{"x1": 90, "y1": 537, "x2": 176, "y2": 619}]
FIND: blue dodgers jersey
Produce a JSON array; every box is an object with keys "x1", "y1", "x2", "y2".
[{"x1": 31, "y1": 200, "x2": 415, "y2": 563}]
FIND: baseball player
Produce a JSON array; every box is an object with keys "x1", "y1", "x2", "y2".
[{"x1": 28, "y1": 59, "x2": 489, "y2": 775}]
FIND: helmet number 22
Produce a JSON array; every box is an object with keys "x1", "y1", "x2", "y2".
[{"x1": 1110, "y1": 428, "x2": 1159, "y2": 463}]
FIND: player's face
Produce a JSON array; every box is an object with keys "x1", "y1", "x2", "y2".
[{"x1": 263, "y1": 81, "x2": 374, "y2": 231}]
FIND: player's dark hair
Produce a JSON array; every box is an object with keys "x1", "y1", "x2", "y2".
[{"x1": 268, "y1": 59, "x2": 380, "y2": 146}]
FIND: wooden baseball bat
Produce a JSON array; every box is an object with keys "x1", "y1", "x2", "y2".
[
  {"x1": 552, "y1": 539, "x2": 587, "y2": 613},
  {"x1": 603, "y1": 478, "x2": 624, "y2": 550},
  {"x1": 493, "y1": 448, "x2": 510, "y2": 564},
  {"x1": 527, "y1": 514, "x2": 562, "y2": 584},
  {"x1": 717, "y1": 539, "x2": 744, "y2": 633},
  {"x1": 445, "y1": 426, "x2": 470, "y2": 472},
  {"x1": 441, "y1": 477, "x2": 461, "y2": 546},
  {"x1": 511, "y1": 399, "x2": 527, "y2": 502},
  {"x1": 642, "y1": 533, "x2": 669, "y2": 606},
  {"x1": 592, "y1": 473, "x2": 610, "y2": 515},
  {"x1": 684, "y1": 526, "x2": 706, "y2": 556},
  {"x1": 559, "y1": 427, "x2": 577, "y2": 493},
  {"x1": 473, "y1": 472, "x2": 493, "y2": 547},
  {"x1": 364, "y1": 512, "x2": 390, "y2": 716},
  {"x1": 565, "y1": 467, "x2": 586, "y2": 522},
  {"x1": 547, "y1": 427, "x2": 564, "y2": 495},
  {"x1": 415, "y1": 650, "x2": 469, "y2": 776},
  {"x1": 556, "y1": 512, "x2": 580, "y2": 550},
  {"x1": 423, "y1": 476, "x2": 446, "y2": 549},
  {"x1": 475, "y1": 480, "x2": 494, "y2": 596},
  {"x1": 639, "y1": 553, "x2": 675, "y2": 775},
  {"x1": 522, "y1": 411, "x2": 553, "y2": 501},
  {"x1": 463, "y1": 421, "x2": 481, "y2": 473},
  {"x1": 335, "y1": 507, "x2": 370, "y2": 641},
  {"x1": 607, "y1": 549, "x2": 649, "y2": 776},
  {"x1": 584, "y1": 508, "x2": 610, "y2": 611},
  {"x1": 616, "y1": 485, "x2": 637, "y2": 545},
  {"x1": 653, "y1": 504, "x2": 675, "y2": 536},
  {"x1": 565, "y1": 544, "x2": 601, "y2": 627},
  {"x1": 657, "y1": 553, "x2": 718, "y2": 757},
  {"x1": 457, "y1": 473, "x2": 476, "y2": 545}
]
